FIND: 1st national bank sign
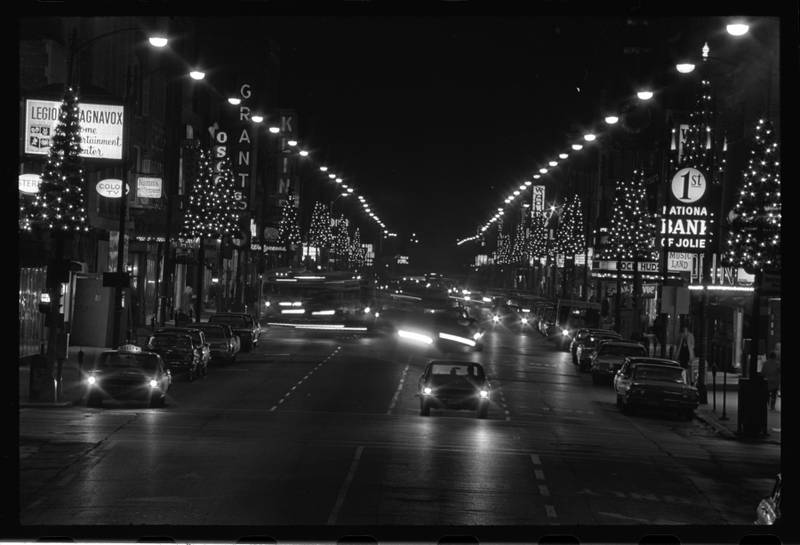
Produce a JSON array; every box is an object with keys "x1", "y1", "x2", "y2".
[
  {"x1": 24, "y1": 99, "x2": 124, "y2": 160},
  {"x1": 659, "y1": 167, "x2": 710, "y2": 251}
]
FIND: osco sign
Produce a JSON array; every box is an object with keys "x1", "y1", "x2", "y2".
[{"x1": 96, "y1": 179, "x2": 129, "y2": 198}]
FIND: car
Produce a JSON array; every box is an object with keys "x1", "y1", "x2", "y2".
[
  {"x1": 85, "y1": 344, "x2": 171, "y2": 407},
  {"x1": 589, "y1": 341, "x2": 649, "y2": 385},
  {"x1": 156, "y1": 327, "x2": 211, "y2": 369},
  {"x1": 190, "y1": 323, "x2": 240, "y2": 363},
  {"x1": 575, "y1": 331, "x2": 623, "y2": 371},
  {"x1": 613, "y1": 359, "x2": 698, "y2": 420},
  {"x1": 417, "y1": 360, "x2": 492, "y2": 418},
  {"x1": 209, "y1": 312, "x2": 261, "y2": 351},
  {"x1": 570, "y1": 328, "x2": 618, "y2": 364},
  {"x1": 431, "y1": 306, "x2": 485, "y2": 352},
  {"x1": 146, "y1": 332, "x2": 205, "y2": 381}
]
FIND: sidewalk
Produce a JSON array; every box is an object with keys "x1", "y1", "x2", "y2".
[
  {"x1": 18, "y1": 310, "x2": 225, "y2": 407},
  {"x1": 694, "y1": 384, "x2": 781, "y2": 445}
]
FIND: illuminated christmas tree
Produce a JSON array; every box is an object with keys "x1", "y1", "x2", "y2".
[
  {"x1": 528, "y1": 210, "x2": 549, "y2": 259},
  {"x1": 557, "y1": 195, "x2": 586, "y2": 258},
  {"x1": 723, "y1": 119, "x2": 780, "y2": 272},
  {"x1": 179, "y1": 149, "x2": 239, "y2": 243},
  {"x1": 511, "y1": 221, "x2": 527, "y2": 263},
  {"x1": 350, "y1": 227, "x2": 365, "y2": 268},
  {"x1": 25, "y1": 86, "x2": 89, "y2": 233},
  {"x1": 332, "y1": 214, "x2": 351, "y2": 268},
  {"x1": 278, "y1": 193, "x2": 302, "y2": 249},
  {"x1": 308, "y1": 201, "x2": 332, "y2": 250},
  {"x1": 602, "y1": 170, "x2": 656, "y2": 262}
]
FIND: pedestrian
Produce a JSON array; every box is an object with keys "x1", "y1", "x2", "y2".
[
  {"x1": 677, "y1": 323, "x2": 695, "y2": 375},
  {"x1": 761, "y1": 352, "x2": 781, "y2": 410}
]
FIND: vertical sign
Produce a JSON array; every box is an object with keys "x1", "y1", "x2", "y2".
[
  {"x1": 232, "y1": 83, "x2": 254, "y2": 233},
  {"x1": 278, "y1": 110, "x2": 298, "y2": 205},
  {"x1": 532, "y1": 185, "x2": 546, "y2": 212},
  {"x1": 677, "y1": 124, "x2": 689, "y2": 164}
]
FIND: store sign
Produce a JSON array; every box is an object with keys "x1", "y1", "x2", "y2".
[
  {"x1": 668, "y1": 252, "x2": 694, "y2": 272},
  {"x1": 19, "y1": 173, "x2": 41, "y2": 194},
  {"x1": 24, "y1": 99, "x2": 124, "y2": 159},
  {"x1": 597, "y1": 261, "x2": 661, "y2": 273},
  {"x1": 96, "y1": 179, "x2": 128, "y2": 198},
  {"x1": 397, "y1": 255, "x2": 409, "y2": 265},
  {"x1": 660, "y1": 168, "x2": 710, "y2": 251},
  {"x1": 136, "y1": 176, "x2": 162, "y2": 199},
  {"x1": 671, "y1": 167, "x2": 707, "y2": 204},
  {"x1": 532, "y1": 185, "x2": 546, "y2": 212}
]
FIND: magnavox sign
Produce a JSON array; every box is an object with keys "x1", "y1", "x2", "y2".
[{"x1": 24, "y1": 99, "x2": 124, "y2": 159}]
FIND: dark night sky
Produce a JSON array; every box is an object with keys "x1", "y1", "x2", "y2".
[{"x1": 188, "y1": 13, "x2": 778, "y2": 272}]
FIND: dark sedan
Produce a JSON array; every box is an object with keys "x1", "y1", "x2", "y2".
[
  {"x1": 191, "y1": 323, "x2": 240, "y2": 363},
  {"x1": 575, "y1": 331, "x2": 623, "y2": 371},
  {"x1": 614, "y1": 360, "x2": 699, "y2": 420},
  {"x1": 146, "y1": 333, "x2": 205, "y2": 381},
  {"x1": 589, "y1": 341, "x2": 649, "y2": 385},
  {"x1": 85, "y1": 345, "x2": 171, "y2": 408},
  {"x1": 418, "y1": 360, "x2": 491, "y2": 418},
  {"x1": 210, "y1": 313, "x2": 261, "y2": 351}
]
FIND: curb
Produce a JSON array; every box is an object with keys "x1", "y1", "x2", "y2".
[
  {"x1": 694, "y1": 411, "x2": 737, "y2": 440},
  {"x1": 20, "y1": 401, "x2": 75, "y2": 408},
  {"x1": 694, "y1": 411, "x2": 781, "y2": 445}
]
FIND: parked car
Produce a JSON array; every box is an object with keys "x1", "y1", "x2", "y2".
[
  {"x1": 156, "y1": 327, "x2": 211, "y2": 369},
  {"x1": 417, "y1": 360, "x2": 491, "y2": 418},
  {"x1": 575, "y1": 331, "x2": 623, "y2": 371},
  {"x1": 613, "y1": 358, "x2": 698, "y2": 419},
  {"x1": 590, "y1": 341, "x2": 649, "y2": 385},
  {"x1": 570, "y1": 328, "x2": 619, "y2": 364},
  {"x1": 146, "y1": 332, "x2": 205, "y2": 381},
  {"x1": 209, "y1": 313, "x2": 261, "y2": 351},
  {"x1": 191, "y1": 323, "x2": 240, "y2": 363},
  {"x1": 85, "y1": 344, "x2": 171, "y2": 407}
]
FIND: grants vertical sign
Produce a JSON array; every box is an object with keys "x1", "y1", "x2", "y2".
[
  {"x1": 659, "y1": 167, "x2": 710, "y2": 251},
  {"x1": 231, "y1": 83, "x2": 254, "y2": 231}
]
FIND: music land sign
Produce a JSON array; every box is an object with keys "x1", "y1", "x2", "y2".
[{"x1": 24, "y1": 99, "x2": 124, "y2": 160}]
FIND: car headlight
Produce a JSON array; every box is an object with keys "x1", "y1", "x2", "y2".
[
  {"x1": 423, "y1": 387, "x2": 432, "y2": 395},
  {"x1": 374, "y1": 312, "x2": 380, "y2": 318},
  {"x1": 87, "y1": 375, "x2": 97, "y2": 385},
  {"x1": 265, "y1": 301, "x2": 271, "y2": 307},
  {"x1": 562, "y1": 329, "x2": 569, "y2": 336},
  {"x1": 149, "y1": 379, "x2": 158, "y2": 388},
  {"x1": 472, "y1": 332, "x2": 481, "y2": 340},
  {"x1": 492, "y1": 315, "x2": 500, "y2": 323},
  {"x1": 521, "y1": 317, "x2": 528, "y2": 324},
  {"x1": 364, "y1": 306, "x2": 371, "y2": 314},
  {"x1": 479, "y1": 389, "x2": 489, "y2": 399}
]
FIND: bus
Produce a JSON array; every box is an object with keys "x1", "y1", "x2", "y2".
[{"x1": 261, "y1": 270, "x2": 376, "y2": 331}]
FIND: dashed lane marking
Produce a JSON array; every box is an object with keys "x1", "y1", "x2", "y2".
[
  {"x1": 539, "y1": 485, "x2": 550, "y2": 497},
  {"x1": 534, "y1": 469, "x2": 546, "y2": 481},
  {"x1": 545, "y1": 505, "x2": 557, "y2": 518},
  {"x1": 269, "y1": 347, "x2": 338, "y2": 412},
  {"x1": 387, "y1": 363, "x2": 411, "y2": 415}
]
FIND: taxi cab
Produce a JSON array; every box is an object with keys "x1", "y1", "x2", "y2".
[{"x1": 85, "y1": 344, "x2": 171, "y2": 408}]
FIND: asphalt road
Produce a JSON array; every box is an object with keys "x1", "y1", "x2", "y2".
[{"x1": 19, "y1": 319, "x2": 780, "y2": 526}]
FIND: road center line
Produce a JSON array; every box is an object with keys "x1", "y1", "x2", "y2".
[
  {"x1": 530, "y1": 454, "x2": 541, "y2": 465},
  {"x1": 534, "y1": 469, "x2": 545, "y2": 480},
  {"x1": 327, "y1": 445, "x2": 364, "y2": 525},
  {"x1": 539, "y1": 485, "x2": 550, "y2": 497},
  {"x1": 545, "y1": 505, "x2": 557, "y2": 518},
  {"x1": 387, "y1": 364, "x2": 410, "y2": 415}
]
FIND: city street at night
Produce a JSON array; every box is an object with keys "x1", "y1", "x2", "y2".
[
  {"x1": 16, "y1": 10, "x2": 791, "y2": 544},
  {"x1": 20, "y1": 323, "x2": 779, "y2": 526}
]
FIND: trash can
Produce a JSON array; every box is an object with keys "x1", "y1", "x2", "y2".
[
  {"x1": 738, "y1": 375, "x2": 768, "y2": 437},
  {"x1": 28, "y1": 355, "x2": 55, "y2": 402}
]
